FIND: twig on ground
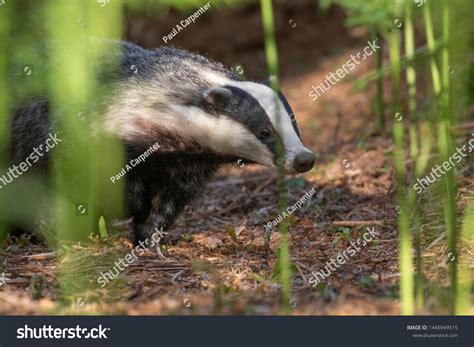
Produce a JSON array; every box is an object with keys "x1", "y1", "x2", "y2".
[
  {"x1": 27, "y1": 252, "x2": 57, "y2": 260},
  {"x1": 331, "y1": 220, "x2": 384, "y2": 227}
]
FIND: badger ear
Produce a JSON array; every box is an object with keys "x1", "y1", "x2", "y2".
[{"x1": 202, "y1": 87, "x2": 232, "y2": 107}]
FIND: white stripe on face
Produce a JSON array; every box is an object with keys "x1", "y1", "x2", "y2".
[
  {"x1": 103, "y1": 92, "x2": 274, "y2": 167},
  {"x1": 168, "y1": 104, "x2": 275, "y2": 166},
  {"x1": 228, "y1": 81, "x2": 313, "y2": 172}
]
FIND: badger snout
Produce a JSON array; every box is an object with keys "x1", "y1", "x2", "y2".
[{"x1": 292, "y1": 151, "x2": 315, "y2": 173}]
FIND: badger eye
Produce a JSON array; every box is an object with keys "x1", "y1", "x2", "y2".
[{"x1": 259, "y1": 130, "x2": 271, "y2": 139}]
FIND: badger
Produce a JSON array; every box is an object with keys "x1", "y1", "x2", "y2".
[{"x1": 5, "y1": 41, "x2": 315, "y2": 244}]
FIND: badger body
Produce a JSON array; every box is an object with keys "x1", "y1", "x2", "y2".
[{"x1": 6, "y1": 41, "x2": 315, "y2": 243}]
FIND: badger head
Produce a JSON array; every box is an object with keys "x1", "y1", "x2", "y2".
[
  {"x1": 195, "y1": 80, "x2": 315, "y2": 174},
  {"x1": 104, "y1": 62, "x2": 314, "y2": 174}
]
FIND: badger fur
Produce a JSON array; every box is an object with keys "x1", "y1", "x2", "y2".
[{"x1": 6, "y1": 41, "x2": 315, "y2": 243}]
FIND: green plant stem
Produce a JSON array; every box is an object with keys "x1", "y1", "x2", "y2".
[
  {"x1": 260, "y1": 0, "x2": 290, "y2": 314},
  {"x1": 390, "y1": 29, "x2": 414, "y2": 315},
  {"x1": 405, "y1": 1, "x2": 423, "y2": 312},
  {"x1": 423, "y1": 0, "x2": 441, "y2": 98},
  {"x1": 439, "y1": 0, "x2": 457, "y2": 313},
  {"x1": 405, "y1": 2, "x2": 418, "y2": 160},
  {"x1": 424, "y1": 0, "x2": 458, "y2": 314},
  {"x1": 45, "y1": 0, "x2": 123, "y2": 303},
  {"x1": 455, "y1": 198, "x2": 473, "y2": 315}
]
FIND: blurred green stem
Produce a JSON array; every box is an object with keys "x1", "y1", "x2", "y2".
[
  {"x1": 45, "y1": 0, "x2": 123, "y2": 304},
  {"x1": 423, "y1": 0, "x2": 441, "y2": 98},
  {"x1": 390, "y1": 28, "x2": 414, "y2": 315},
  {"x1": 439, "y1": 0, "x2": 457, "y2": 313},
  {"x1": 260, "y1": 0, "x2": 291, "y2": 314},
  {"x1": 405, "y1": 1, "x2": 423, "y2": 312},
  {"x1": 455, "y1": 198, "x2": 473, "y2": 314},
  {"x1": 405, "y1": 2, "x2": 417, "y2": 160},
  {"x1": 424, "y1": 0, "x2": 458, "y2": 313}
]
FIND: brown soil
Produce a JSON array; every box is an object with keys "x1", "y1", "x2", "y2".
[{"x1": 1, "y1": 1, "x2": 472, "y2": 315}]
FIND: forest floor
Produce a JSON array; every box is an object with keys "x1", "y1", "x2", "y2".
[{"x1": 1, "y1": 1, "x2": 472, "y2": 315}]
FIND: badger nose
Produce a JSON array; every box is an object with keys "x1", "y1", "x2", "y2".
[{"x1": 293, "y1": 152, "x2": 315, "y2": 173}]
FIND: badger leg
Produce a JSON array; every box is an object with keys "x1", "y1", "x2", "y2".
[
  {"x1": 126, "y1": 179, "x2": 158, "y2": 244},
  {"x1": 128, "y1": 177, "x2": 199, "y2": 245},
  {"x1": 127, "y1": 156, "x2": 218, "y2": 245},
  {"x1": 134, "y1": 196, "x2": 182, "y2": 244}
]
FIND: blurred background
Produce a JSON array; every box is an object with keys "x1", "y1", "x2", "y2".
[{"x1": 0, "y1": 0, "x2": 473, "y2": 315}]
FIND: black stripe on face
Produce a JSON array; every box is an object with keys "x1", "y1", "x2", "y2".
[
  {"x1": 199, "y1": 85, "x2": 277, "y2": 157},
  {"x1": 256, "y1": 79, "x2": 301, "y2": 139},
  {"x1": 278, "y1": 91, "x2": 301, "y2": 138}
]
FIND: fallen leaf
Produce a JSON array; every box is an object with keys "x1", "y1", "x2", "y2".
[{"x1": 206, "y1": 237, "x2": 223, "y2": 250}]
